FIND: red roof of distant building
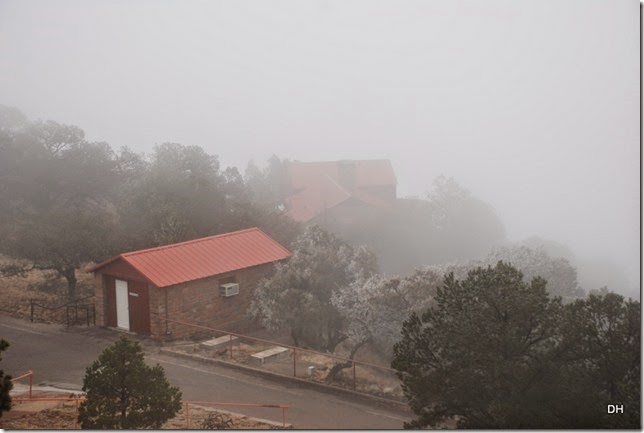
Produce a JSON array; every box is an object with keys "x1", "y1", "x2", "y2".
[
  {"x1": 87, "y1": 227, "x2": 290, "y2": 287},
  {"x1": 288, "y1": 160, "x2": 397, "y2": 190},
  {"x1": 285, "y1": 159, "x2": 397, "y2": 222}
]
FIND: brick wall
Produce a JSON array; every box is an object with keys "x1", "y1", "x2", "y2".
[
  {"x1": 150, "y1": 262, "x2": 277, "y2": 340},
  {"x1": 94, "y1": 273, "x2": 106, "y2": 327}
]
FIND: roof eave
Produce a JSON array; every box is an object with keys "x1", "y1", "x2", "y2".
[{"x1": 83, "y1": 255, "x2": 124, "y2": 274}]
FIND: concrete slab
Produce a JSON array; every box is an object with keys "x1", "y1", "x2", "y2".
[
  {"x1": 200, "y1": 335, "x2": 239, "y2": 353},
  {"x1": 250, "y1": 346, "x2": 290, "y2": 366}
]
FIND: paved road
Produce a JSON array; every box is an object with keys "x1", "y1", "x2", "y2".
[{"x1": 0, "y1": 314, "x2": 409, "y2": 428}]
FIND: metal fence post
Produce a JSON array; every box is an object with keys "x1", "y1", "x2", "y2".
[
  {"x1": 74, "y1": 398, "x2": 79, "y2": 429},
  {"x1": 229, "y1": 334, "x2": 233, "y2": 360},
  {"x1": 353, "y1": 361, "x2": 356, "y2": 391}
]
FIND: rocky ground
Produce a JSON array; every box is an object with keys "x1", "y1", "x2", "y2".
[{"x1": 0, "y1": 389, "x2": 289, "y2": 429}]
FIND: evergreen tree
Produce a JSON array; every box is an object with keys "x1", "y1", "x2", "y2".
[
  {"x1": 392, "y1": 262, "x2": 560, "y2": 428},
  {"x1": 0, "y1": 340, "x2": 12, "y2": 417},
  {"x1": 392, "y1": 263, "x2": 640, "y2": 429},
  {"x1": 78, "y1": 336, "x2": 181, "y2": 429}
]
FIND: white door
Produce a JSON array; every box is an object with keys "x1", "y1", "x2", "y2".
[{"x1": 115, "y1": 279, "x2": 130, "y2": 330}]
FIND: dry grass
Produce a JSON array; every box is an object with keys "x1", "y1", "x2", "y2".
[
  {"x1": 0, "y1": 255, "x2": 95, "y2": 324},
  {"x1": 172, "y1": 337, "x2": 405, "y2": 400}
]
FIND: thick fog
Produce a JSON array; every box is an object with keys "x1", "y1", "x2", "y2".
[{"x1": 0, "y1": 0, "x2": 639, "y2": 292}]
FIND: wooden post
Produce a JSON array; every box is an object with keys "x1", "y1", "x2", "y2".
[
  {"x1": 282, "y1": 406, "x2": 286, "y2": 428},
  {"x1": 28, "y1": 371, "x2": 32, "y2": 399},
  {"x1": 30, "y1": 300, "x2": 34, "y2": 323},
  {"x1": 229, "y1": 334, "x2": 233, "y2": 360},
  {"x1": 185, "y1": 402, "x2": 190, "y2": 428},
  {"x1": 293, "y1": 348, "x2": 296, "y2": 378}
]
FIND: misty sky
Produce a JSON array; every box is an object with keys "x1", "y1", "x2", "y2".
[{"x1": 0, "y1": 0, "x2": 639, "y2": 288}]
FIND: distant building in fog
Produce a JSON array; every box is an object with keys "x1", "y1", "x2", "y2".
[{"x1": 284, "y1": 159, "x2": 397, "y2": 223}]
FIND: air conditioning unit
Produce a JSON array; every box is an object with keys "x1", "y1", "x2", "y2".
[{"x1": 220, "y1": 283, "x2": 239, "y2": 297}]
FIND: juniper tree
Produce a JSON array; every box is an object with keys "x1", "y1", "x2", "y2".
[
  {"x1": 78, "y1": 336, "x2": 182, "y2": 429},
  {"x1": 0, "y1": 340, "x2": 12, "y2": 417},
  {"x1": 392, "y1": 262, "x2": 562, "y2": 428},
  {"x1": 392, "y1": 262, "x2": 640, "y2": 429}
]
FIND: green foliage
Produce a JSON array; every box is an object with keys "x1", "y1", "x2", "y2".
[
  {"x1": 556, "y1": 293, "x2": 640, "y2": 428},
  {"x1": 392, "y1": 262, "x2": 640, "y2": 429},
  {"x1": 78, "y1": 336, "x2": 182, "y2": 429},
  {"x1": 116, "y1": 142, "x2": 226, "y2": 247},
  {"x1": 0, "y1": 340, "x2": 12, "y2": 417},
  {"x1": 116, "y1": 144, "x2": 301, "y2": 251},
  {"x1": 0, "y1": 109, "x2": 300, "y2": 298},
  {"x1": 0, "y1": 110, "x2": 121, "y2": 299},
  {"x1": 244, "y1": 155, "x2": 292, "y2": 211}
]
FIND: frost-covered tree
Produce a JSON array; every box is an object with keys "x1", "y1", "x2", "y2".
[
  {"x1": 483, "y1": 246, "x2": 584, "y2": 302},
  {"x1": 426, "y1": 245, "x2": 584, "y2": 303},
  {"x1": 332, "y1": 268, "x2": 442, "y2": 360},
  {"x1": 250, "y1": 225, "x2": 378, "y2": 352}
]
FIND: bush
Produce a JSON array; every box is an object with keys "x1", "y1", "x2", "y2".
[{"x1": 78, "y1": 335, "x2": 182, "y2": 429}]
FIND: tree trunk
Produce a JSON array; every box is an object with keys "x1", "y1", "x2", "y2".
[
  {"x1": 61, "y1": 267, "x2": 77, "y2": 300},
  {"x1": 290, "y1": 329, "x2": 301, "y2": 347},
  {"x1": 120, "y1": 390, "x2": 129, "y2": 428},
  {"x1": 326, "y1": 339, "x2": 370, "y2": 384}
]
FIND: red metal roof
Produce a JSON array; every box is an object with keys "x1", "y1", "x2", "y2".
[
  {"x1": 87, "y1": 227, "x2": 290, "y2": 287},
  {"x1": 285, "y1": 160, "x2": 397, "y2": 222}
]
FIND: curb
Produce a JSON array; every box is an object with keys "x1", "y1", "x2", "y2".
[
  {"x1": 159, "y1": 347, "x2": 411, "y2": 414},
  {"x1": 188, "y1": 404, "x2": 293, "y2": 429}
]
